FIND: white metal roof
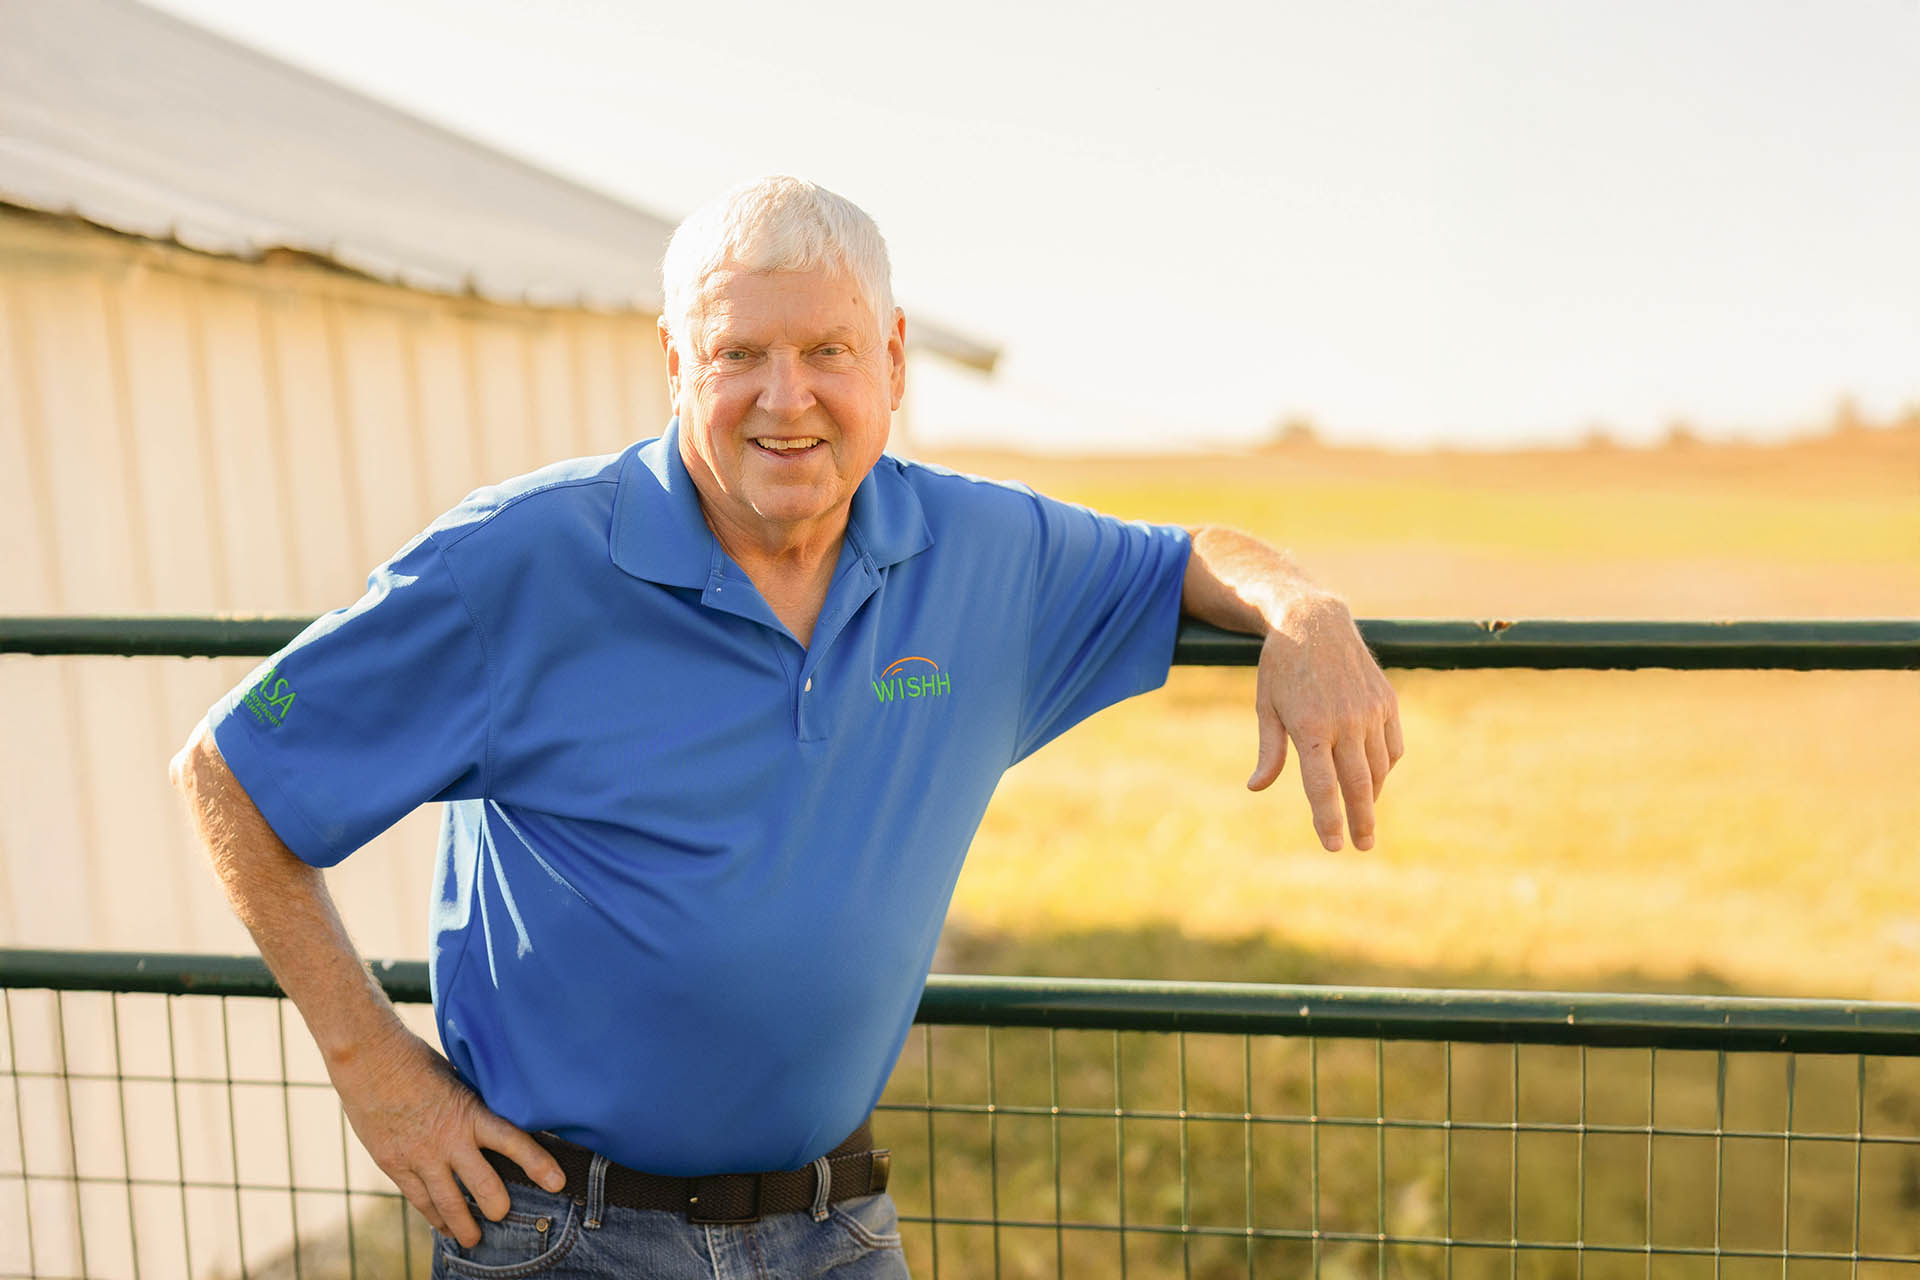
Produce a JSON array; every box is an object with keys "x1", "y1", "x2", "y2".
[{"x1": 0, "y1": 0, "x2": 997, "y2": 371}]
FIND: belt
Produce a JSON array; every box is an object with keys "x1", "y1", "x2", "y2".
[{"x1": 485, "y1": 1121, "x2": 891, "y2": 1225}]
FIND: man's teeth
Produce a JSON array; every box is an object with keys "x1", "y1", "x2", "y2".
[{"x1": 756, "y1": 438, "x2": 822, "y2": 452}]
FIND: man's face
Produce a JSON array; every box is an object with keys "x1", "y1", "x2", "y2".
[{"x1": 664, "y1": 265, "x2": 905, "y2": 554}]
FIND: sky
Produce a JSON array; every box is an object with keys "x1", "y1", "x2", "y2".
[{"x1": 141, "y1": 0, "x2": 1920, "y2": 452}]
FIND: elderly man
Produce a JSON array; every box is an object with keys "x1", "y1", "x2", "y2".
[{"x1": 172, "y1": 177, "x2": 1401, "y2": 1278}]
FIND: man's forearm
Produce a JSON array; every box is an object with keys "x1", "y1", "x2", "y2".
[
  {"x1": 170, "y1": 724, "x2": 407, "y2": 1069},
  {"x1": 1181, "y1": 525, "x2": 1343, "y2": 635}
]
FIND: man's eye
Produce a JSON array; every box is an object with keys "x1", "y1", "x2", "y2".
[
  {"x1": 717, "y1": 349, "x2": 752, "y2": 362},
  {"x1": 815, "y1": 345, "x2": 847, "y2": 358}
]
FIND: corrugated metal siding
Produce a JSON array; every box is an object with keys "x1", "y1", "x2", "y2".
[{"x1": 1, "y1": 211, "x2": 670, "y2": 962}]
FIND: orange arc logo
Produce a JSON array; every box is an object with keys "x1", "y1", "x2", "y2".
[{"x1": 879, "y1": 656, "x2": 941, "y2": 678}]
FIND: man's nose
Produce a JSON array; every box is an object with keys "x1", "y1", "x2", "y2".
[{"x1": 756, "y1": 352, "x2": 816, "y2": 419}]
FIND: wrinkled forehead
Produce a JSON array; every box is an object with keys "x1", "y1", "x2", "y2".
[{"x1": 688, "y1": 264, "x2": 882, "y2": 345}]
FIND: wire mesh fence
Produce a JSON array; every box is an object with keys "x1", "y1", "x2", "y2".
[
  {"x1": 6, "y1": 955, "x2": 1920, "y2": 1279},
  {"x1": 4, "y1": 983, "x2": 422, "y2": 1280},
  {"x1": 881, "y1": 1024, "x2": 1920, "y2": 1279}
]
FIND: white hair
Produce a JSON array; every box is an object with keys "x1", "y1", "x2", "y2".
[{"x1": 660, "y1": 176, "x2": 894, "y2": 356}]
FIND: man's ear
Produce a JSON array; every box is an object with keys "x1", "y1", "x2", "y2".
[
  {"x1": 659, "y1": 317, "x2": 680, "y2": 404},
  {"x1": 888, "y1": 307, "x2": 907, "y2": 411}
]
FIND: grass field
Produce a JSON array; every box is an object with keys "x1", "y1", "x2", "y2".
[{"x1": 924, "y1": 424, "x2": 1920, "y2": 1002}]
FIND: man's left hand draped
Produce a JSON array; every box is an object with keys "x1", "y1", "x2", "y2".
[{"x1": 1247, "y1": 596, "x2": 1404, "y2": 852}]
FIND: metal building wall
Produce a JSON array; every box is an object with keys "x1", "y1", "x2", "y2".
[{"x1": 1, "y1": 210, "x2": 672, "y2": 962}]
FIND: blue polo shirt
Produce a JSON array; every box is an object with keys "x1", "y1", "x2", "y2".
[{"x1": 209, "y1": 420, "x2": 1191, "y2": 1176}]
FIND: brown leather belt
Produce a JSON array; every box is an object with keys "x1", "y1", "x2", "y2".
[{"x1": 486, "y1": 1121, "x2": 891, "y2": 1225}]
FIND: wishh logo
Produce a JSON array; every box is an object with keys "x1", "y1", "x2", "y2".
[{"x1": 873, "y1": 656, "x2": 951, "y2": 704}]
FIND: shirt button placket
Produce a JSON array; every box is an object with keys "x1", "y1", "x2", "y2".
[{"x1": 793, "y1": 668, "x2": 811, "y2": 740}]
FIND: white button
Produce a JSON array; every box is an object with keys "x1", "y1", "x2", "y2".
[{"x1": 804, "y1": 677, "x2": 813, "y2": 692}]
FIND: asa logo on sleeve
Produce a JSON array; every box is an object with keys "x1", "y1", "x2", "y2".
[
  {"x1": 872, "y1": 656, "x2": 950, "y2": 704},
  {"x1": 241, "y1": 665, "x2": 297, "y2": 728}
]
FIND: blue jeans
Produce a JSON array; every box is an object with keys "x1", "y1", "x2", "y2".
[{"x1": 430, "y1": 1154, "x2": 911, "y2": 1279}]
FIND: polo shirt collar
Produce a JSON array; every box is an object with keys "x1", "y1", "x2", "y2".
[{"x1": 609, "y1": 418, "x2": 931, "y2": 587}]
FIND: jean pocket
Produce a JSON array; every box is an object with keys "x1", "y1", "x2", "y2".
[
  {"x1": 827, "y1": 1192, "x2": 904, "y2": 1251},
  {"x1": 437, "y1": 1186, "x2": 583, "y2": 1278}
]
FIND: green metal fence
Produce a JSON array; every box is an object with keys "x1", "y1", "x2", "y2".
[
  {"x1": 4, "y1": 614, "x2": 1917, "y2": 1278},
  {"x1": 6, "y1": 615, "x2": 1919, "y2": 669},
  {"x1": 6, "y1": 951, "x2": 1920, "y2": 1278}
]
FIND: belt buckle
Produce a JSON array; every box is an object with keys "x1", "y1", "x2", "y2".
[{"x1": 686, "y1": 1172, "x2": 762, "y2": 1225}]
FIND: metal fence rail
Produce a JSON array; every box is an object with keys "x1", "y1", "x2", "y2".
[
  {"x1": 7, "y1": 950, "x2": 1920, "y2": 1279},
  {"x1": 5, "y1": 615, "x2": 1919, "y2": 670}
]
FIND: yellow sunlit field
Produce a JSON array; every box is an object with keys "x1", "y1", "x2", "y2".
[{"x1": 926, "y1": 425, "x2": 1920, "y2": 1001}]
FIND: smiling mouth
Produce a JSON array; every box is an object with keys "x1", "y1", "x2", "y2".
[{"x1": 752, "y1": 436, "x2": 824, "y2": 457}]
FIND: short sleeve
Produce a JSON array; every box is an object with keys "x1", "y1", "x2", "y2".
[
  {"x1": 207, "y1": 531, "x2": 491, "y2": 867},
  {"x1": 1014, "y1": 495, "x2": 1191, "y2": 763}
]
